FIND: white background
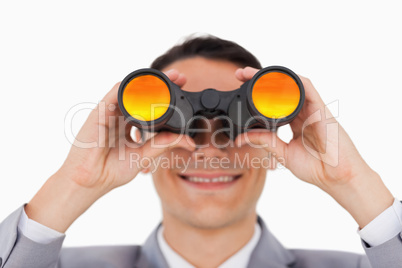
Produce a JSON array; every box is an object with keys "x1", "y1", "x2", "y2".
[{"x1": 1, "y1": 0, "x2": 401, "y2": 255}]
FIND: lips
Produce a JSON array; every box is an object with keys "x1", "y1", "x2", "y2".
[
  {"x1": 188, "y1": 175, "x2": 236, "y2": 182},
  {"x1": 180, "y1": 175, "x2": 240, "y2": 182},
  {"x1": 178, "y1": 172, "x2": 242, "y2": 190}
]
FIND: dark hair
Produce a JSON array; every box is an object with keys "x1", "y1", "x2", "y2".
[{"x1": 151, "y1": 35, "x2": 262, "y2": 70}]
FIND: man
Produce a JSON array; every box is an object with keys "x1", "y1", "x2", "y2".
[{"x1": 0, "y1": 35, "x2": 401, "y2": 268}]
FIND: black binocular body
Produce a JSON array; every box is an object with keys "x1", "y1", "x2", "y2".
[{"x1": 118, "y1": 66, "x2": 305, "y2": 139}]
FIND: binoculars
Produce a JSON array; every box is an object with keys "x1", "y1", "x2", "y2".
[{"x1": 118, "y1": 66, "x2": 305, "y2": 139}]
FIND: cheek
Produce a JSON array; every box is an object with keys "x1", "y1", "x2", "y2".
[
  {"x1": 151, "y1": 168, "x2": 165, "y2": 194},
  {"x1": 226, "y1": 146, "x2": 268, "y2": 188},
  {"x1": 227, "y1": 146, "x2": 274, "y2": 171},
  {"x1": 152, "y1": 167, "x2": 178, "y2": 207},
  {"x1": 230, "y1": 147, "x2": 269, "y2": 194},
  {"x1": 238, "y1": 148, "x2": 268, "y2": 203},
  {"x1": 150, "y1": 148, "x2": 192, "y2": 192}
]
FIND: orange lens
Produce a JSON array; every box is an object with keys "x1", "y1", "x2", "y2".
[
  {"x1": 252, "y1": 72, "x2": 300, "y2": 119},
  {"x1": 122, "y1": 74, "x2": 171, "y2": 121}
]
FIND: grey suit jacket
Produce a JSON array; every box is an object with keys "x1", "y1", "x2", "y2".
[{"x1": 1, "y1": 204, "x2": 402, "y2": 268}]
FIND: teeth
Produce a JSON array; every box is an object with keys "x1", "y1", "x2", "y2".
[{"x1": 187, "y1": 176, "x2": 235, "y2": 183}]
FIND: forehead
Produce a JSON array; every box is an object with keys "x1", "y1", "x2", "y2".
[{"x1": 162, "y1": 57, "x2": 243, "y2": 92}]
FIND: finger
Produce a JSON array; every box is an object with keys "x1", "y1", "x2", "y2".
[
  {"x1": 101, "y1": 82, "x2": 121, "y2": 105},
  {"x1": 235, "y1": 68, "x2": 246, "y2": 82},
  {"x1": 294, "y1": 75, "x2": 336, "y2": 124},
  {"x1": 134, "y1": 129, "x2": 142, "y2": 143},
  {"x1": 174, "y1": 73, "x2": 187, "y2": 87},
  {"x1": 235, "y1": 67, "x2": 259, "y2": 82},
  {"x1": 243, "y1": 67, "x2": 259, "y2": 80},
  {"x1": 123, "y1": 129, "x2": 156, "y2": 145},
  {"x1": 235, "y1": 129, "x2": 288, "y2": 166},
  {"x1": 102, "y1": 111, "x2": 134, "y2": 146},
  {"x1": 83, "y1": 82, "x2": 122, "y2": 131},
  {"x1": 140, "y1": 130, "x2": 157, "y2": 143},
  {"x1": 164, "y1": 69, "x2": 187, "y2": 87},
  {"x1": 164, "y1": 69, "x2": 180, "y2": 81},
  {"x1": 123, "y1": 122, "x2": 134, "y2": 143},
  {"x1": 297, "y1": 75, "x2": 324, "y2": 105}
]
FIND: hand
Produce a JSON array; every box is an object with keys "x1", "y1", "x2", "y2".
[
  {"x1": 25, "y1": 70, "x2": 194, "y2": 233},
  {"x1": 235, "y1": 67, "x2": 394, "y2": 228},
  {"x1": 61, "y1": 72, "x2": 192, "y2": 192}
]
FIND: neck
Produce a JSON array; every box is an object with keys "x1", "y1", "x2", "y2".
[{"x1": 162, "y1": 211, "x2": 258, "y2": 268}]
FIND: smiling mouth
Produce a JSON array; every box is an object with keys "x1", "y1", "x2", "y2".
[{"x1": 178, "y1": 174, "x2": 242, "y2": 183}]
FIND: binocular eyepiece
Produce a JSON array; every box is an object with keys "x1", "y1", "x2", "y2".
[{"x1": 118, "y1": 66, "x2": 305, "y2": 139}]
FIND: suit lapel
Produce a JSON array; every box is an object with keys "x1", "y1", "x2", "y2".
[
  {"x1": 247, "y1": 216, "x2": 296, "y2": 268},
  {"x1": 136, "y1": 217, "x2": 296, "y2": 268},
  {"x1": 135, "y1": 223, "x2": 169, "y2": 268}
]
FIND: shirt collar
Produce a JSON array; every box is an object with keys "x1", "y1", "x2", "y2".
[
  {"x1": 156, "y1": 222, "x2": 261, "y2": 268},
  {"x1": 139, "y1": 216, "x2": 296, "y2": 268}
]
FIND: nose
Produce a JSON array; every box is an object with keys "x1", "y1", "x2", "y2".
[
  {"x1": 192, "y1": 142, "x2": 228, "y2": 161},
  {"x1": 190, "y1": 118, "x2": 230, "y2": 161}
]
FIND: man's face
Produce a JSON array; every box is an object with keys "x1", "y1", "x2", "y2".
[{"x1": 150, "y1": 57, "x2": 271, "y2": 229}]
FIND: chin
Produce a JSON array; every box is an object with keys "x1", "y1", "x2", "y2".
[
  {"x1": 177, "y1": 205, "x2": 247, "y2": 229},
  {"x1": 163, "y1": 194, "x2": 257, "y2": 230},
  {"x1": 152, "y1": 156, "x2": 267, "y2": 229}
]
